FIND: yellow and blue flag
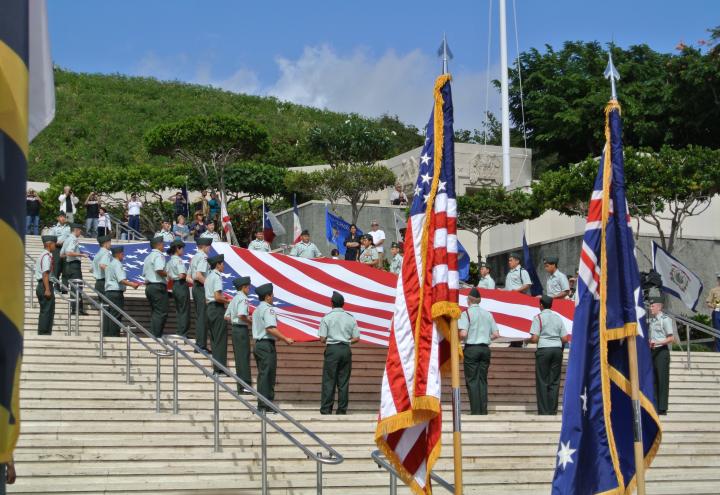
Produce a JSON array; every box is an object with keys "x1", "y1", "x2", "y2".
[
  {"x1": 0, "y1": 0, "x2": 29, "y2": 464},
  {"x1": 552, "y1": 101, "x2": 662, "y2": 494}
]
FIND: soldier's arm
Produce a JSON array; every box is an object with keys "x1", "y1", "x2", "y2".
[
  {"x1": 213, "y1": 290, "x2": 227, "y2": 305},
  {"x1": 42, "y1": 270, "x2": 51, "y2": 297},
  {"x1": 266, "y1": 326, "x2": 294, "y2": 345},
  {"x1": 350, "y1": 319, "x2": 360, "y2": 344}
]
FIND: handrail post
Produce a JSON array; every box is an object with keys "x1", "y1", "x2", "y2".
[
  {"x1": 389, "y1": 472, "x2": 397, "y2": 495},
  {"x1": 316, "y1": 453, "x2": 323, "y2": 495},
  {"x1": 99, "y1": 304, "x2": 105, "y2": 358},
  {"x1": 126, "y1": 328, "x2": 132, "y2": 384},
  {"x1": 173, "y1": 347, "x2": 179, "y2": 414},
  {"x1": 66, "y1": 286, "x2": 72, "y2": 336},
  {"x1": 155, "y1": 353, "x2": 161, "y2": 413},
  {"x1": 261, "y1": 411, "x2": 268, "y2": 495},
  {"x1": 686, "y1": 323, "x2": 691, "y2": 370},
  {"x1": 74, "y1": 281, "x2": 80, "y2": 335},
  {"x1": 213, "y1": 378, "x2": 220, "y2": 452}
]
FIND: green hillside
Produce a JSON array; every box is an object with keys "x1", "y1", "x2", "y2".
[{"x1": 28, "y1": 69, "x2": 423, "y2": 181}]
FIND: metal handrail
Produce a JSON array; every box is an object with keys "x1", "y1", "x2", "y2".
[
  {"x1": 106, "y1": 212, "x2": 147, "y2": 240},
  {"x1": 371, "y1": 450, "x2": 454, "y2": 494},
  {"x1": 665, "y1": 311, "x2": 720, "y2": 369}
]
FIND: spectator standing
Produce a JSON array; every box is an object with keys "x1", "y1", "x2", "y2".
[
  {"x1": 707, "y1": 273, "x2": 720, "y2": 352},
  {"x1": 343, "y1": 224, "x2": 361, "y2": 261},
  {"x1": 173, "y1": 215, "x2": 190, "y2": 241},
  {"x1": 170, "y1": 191, "x2": 188, "y2": 219},
  {"x1": 195, "y1": 190, "x2": 210, "y2": 219},
  {"x1": 390, "y1": 183, "x2": 408, "y2": 206},
  {"x1": 369, "y1": 220, "x2": 386, "y2": 263},
  {"x1": 84, "y1": 192, "x2": 100, "y2": 237},
  {"x1": 208, "y1": 192, "x2": 220, "y2": 226},
  {"x1": 26, "y1": 188, "x2": 42, "y2": 235},
  {"x1": 189, "y1": 212, "x2": 207, "y2": 239},
  {"x1": 97, "y1": 207, "x2": 112, "y2": 237},
  {"x1": 127, "y1": 193, "x2": 142, "y2": 239},
  {"x1": 58, "y1": 185, "x2": 79, "y2": 222}
]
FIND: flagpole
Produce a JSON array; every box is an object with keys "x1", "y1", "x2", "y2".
[{"x1": 604, "y1": 52, "x2": 645, "y2": 495}]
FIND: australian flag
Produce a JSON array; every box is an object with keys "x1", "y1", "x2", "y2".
[{"x1": 552, "y1": 102, "x2": 662, "y2": 493}]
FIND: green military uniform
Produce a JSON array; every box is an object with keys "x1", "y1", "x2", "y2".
[
  {"x1": 530, "y1": 308, "x2": 567, "y2": 415},
  {"x1": 318, "y1": 301, "x2": 360, "y2": 414},
  {"x1": 389, "y1": 253, "x2": 403, "y2": 274},
  {"x1": 225, "y1": 278, "x2": 252, "y2": 392},
  {"x1": 477, "y1": 274, "x2": 495, "y2": 289},
  {"x1": 505, "y1": 265, "x2": 531, "y2": 292},
  {"x1": 290, "y1": 241, "x2": 321, "y2": 259},
  {"x1": 459, "y1": 302, "x2": 498, "y2": 415},
  {"x1": 60, "y1": 228, "x2": 84, "y2": 313},
  {"x1": 546, "y1": 269, "x2": 570, "y2": 298},
  {"x1": 104, "y1": 250, "x2": 128, "y2": 337},
  {"x1": 253, "y1": 285, "x2": 279, "y2": 412},
  {"x1": 248, "y1": 239, "x2": 271, "y2": 252},
  {"x1": 649, "y1": 311, "x2": 674, "y2": 414},
  {"x1": 50, "y1": 221, "x2": 70, "y2": 285},
  {"x1": 34, "y1": 245, "x2": 55, "y2": 334},
  {"x1": 142, "y1": 242, "x2": 168, "y2": 338},
  {"x1": 167, "y1": 250, "x2": 190, "y2": 336},
  {"x1": 155, "y1": 229, "x2": 174, "y2": 242},
  {"x1": 359, "y1": 245, "x2": 379, "y2": 265},
  {"x1": 189, "y1": 241, "x2": 211, "y2": 349},
  {"x1": 205, "y1": 258, "x2": 227, "y2": 372}
]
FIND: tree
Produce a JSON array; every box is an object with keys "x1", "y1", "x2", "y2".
[
  {"x1": 532, "y1": 146, "x2": 720, "y2": 253},
  {"x1": 457, "y1": 187, "x2": 538, "y2": 260},
  {"x1": 454, "y1": 112, "x2": 503, "y2": 145},
  {"x1": 186, "y1": 161, "x2": 288, "y2": 204},
  {"x1": 285, "y1": 164, "x2": 397, "y2": 224}
]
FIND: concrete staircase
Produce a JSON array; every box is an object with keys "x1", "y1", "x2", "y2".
[{"x1": 11, "y1": 235, "x2": 720, "y2": 494}]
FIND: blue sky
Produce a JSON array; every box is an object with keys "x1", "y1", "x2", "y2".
[{"x1": 47, "y1": 0, "x2": 717, "y2": 130}]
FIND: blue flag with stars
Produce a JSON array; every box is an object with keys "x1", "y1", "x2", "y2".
[{"x1": 552, "y1": 102, "x2": 662, "y2": 494}]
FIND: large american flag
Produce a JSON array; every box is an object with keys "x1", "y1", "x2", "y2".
[{"x1": 80, "y1": 240, "x2": 574, "y2": 347}]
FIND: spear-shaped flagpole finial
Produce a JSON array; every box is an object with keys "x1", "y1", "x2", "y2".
[
  {"x1": 604, "y1": 51, "x2": 621, "y2": 100},
  {"x1": 437, "y1": 33, "x2": 453, "y2": 75}
]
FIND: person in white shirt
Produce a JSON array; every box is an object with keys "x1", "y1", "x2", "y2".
[
  {"x1": 390, "y1": 183, "x2": 408, "y2": 206},
  {"x1": 369, "y1": 220, "x2": 386, "y2": 263},
  {"x1": 97, "y1": 207, "x2": 112, "y2": 237},
  {"x1": 127, "y1": 193, "x2": 142, "y2": 240},
  {"x1": 58, "y1": 186, "x2": 79, "y2": 222}
]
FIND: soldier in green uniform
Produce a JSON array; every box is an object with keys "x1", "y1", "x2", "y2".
[
  {"x1": 92, "y1": 234, "x2": 113, "y2": 295},
  {"x1": 142, "y1": 236, "x2": 168, "y2": 338},
  {"x1": 358, "y1": 235, "x2": 380, "y2": 268},
  {"x1": 290, "y1": 230, "x2": 322, "y2": 258},
  {"x1": 35, "y1": 235, "x2": 57, "y2": 334},
  {"x1": 188, "y1": 237, "x2": 212, "y2": 351},
  {"x1": 225, "y1": 276, "x2": 253, "y2": 393},
  {"x1": 527, "y1": 295, "x2": 569, "y2": 415},
  {"x1": 205, "y1": 254, "x2": 229, "y2": 372},
  {"x1": 248, "y1": 230, "x2": 271, "y2": 252},
  {"x1": 104, "y1": 246, "x2": 141, "y2": 336},
  {"x1": 477, "y1": 262, "x2": 495, "y2": 289},
  {"x1": 318, "y1": 291, "x2": 360, "y2": 415},
  {"x1": 543, "y1": 256, "x2": 570, "y2": 299},
  {"x1": 388, "y1": 242, "x2": 403, "y2": 274},
  {"x1": 155, "y1": 220, "x2": 175, "y2": 242},
  {"x1": 50, "y1": 211, "x2": 71, "y2": 289},
  {"x1": 167, "y1": 240, "x2": 190, "y2": 336},
  {"x1": 504, "y1": 253, "x2": 531, "y2": 293},
  {"x1": 60, "y1": 223, "x2": 88, "y2": 315},
  {"x1": 252, "y1": 283, "x2": 295, "y2": 412},
  {"x1": 458, "y1": 288, "x2": 500, "y2": 415},
  {"x1": 648, "y1": 299, "x2": 675, "y2": 415}
]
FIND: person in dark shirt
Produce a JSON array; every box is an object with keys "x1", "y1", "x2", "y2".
[
  {"x1": 170, "y1": 191, "x2": 188, "y2": 219},
  {"x1": 343, "y1": 224, "x2": 361, "y2": 261},
  {"x1": 84, "y1": 192, "x2": 100, "y2": 237},
  {"x1": 208, "y1": 192, "x2": 220, "y2": 226},
  {"x1": 189, "y1": 211, "x2": 207, "y2": 239},
  {"x1": 26, "y1": 188, "x2": 43, "y2": 235}
]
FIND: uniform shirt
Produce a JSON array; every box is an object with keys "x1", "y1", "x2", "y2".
[
  {"x1": 105, "y1": 258, "x2": 128, "y2": 291},
  {"x1": 706, "y1": 286, "x2": 720, "y2": 311},
  {"x1": 369, "y1": 229, "x2": 386, "y2": 253},
  {"x1": 188, "y1": 251, "x2": 208, "y2": 281},
  {"x1": 505, "y1": 266, "x2": 531, "y2": 291},
  {"x1": 34, "y1": 250, "x2": 52, "y2": 281},
  {"x1": 458, "y1": 304, "x2": 498, "y2": 345},
  {"x1": 359, "y1": 246, "x2": 379, "y2": 265},
  {"x1": 546, "y1": 270, "x2": 570, "y2": 297},
  {"x1": 142, "y1": 250, "x2": 167, "y2": 284},
  {"x1": 51, "y1": 222, "x2": 71, "y2": 245},
  {"x1": 60, "y1": 233, "x2": 82, "y2": 262},
  {"x1": 248, "y1": 239, "x2": 271, "y2": 252},
  {"x1": 200, "y1": 230, "x2": 221, "y2": 242},
  {"x1": 318, "y1": 308, "x2": 360, "y2": 344},
  {"x1": 477, "y1": 275, "x2": 496, "y2": 290},
  {"x1": 166, "y1": 254, "x2": 187, "y2": 280},
  {"x1": 530, "y1": 309, "x2": 567, "y2": 348},
  {"x1": 155, "y1": 230, "x2": 174, "y2": 242},
  {"x1": 204, "y1": 269, "x2": 223, "y2": 303},
  {"x1": 389, "y1": 253, "x2": 403, "y2": 274},
  {"x1": 225, "y1": 292, "x2": 249, "y2": 325},
  {"x1": 649, "y1": 312, "x2": 674, "y2": 345},
  {"x1": 290, "y1": 241, "x2": 321, "y2": 259},
  {"x1": 252, "y1": 301, "x2": 278, "y2": 340},
  {"x1": 92, "y1": 247, "x2": 112, "y2": 280}
]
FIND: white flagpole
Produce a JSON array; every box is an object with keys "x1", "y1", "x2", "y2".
[{"x1": 499, "y1": 0, "x2": 511, "y2": 187}]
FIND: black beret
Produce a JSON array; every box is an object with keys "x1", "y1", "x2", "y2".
[
  {"x1": 301, "y1": 229, "x2": 310, "y2": 236},
  {"x1": 57, "y1": 211, "x2": 67, "y2": 217},
  {"x1": 331, "y1": 291, "x2": 344, "y2": 307},
  {"x1": 255, "y1": 283, "x2": 273, "y2": 299},
  {"x1": 479, "y1": 262, "x2": 489, "y2": 269},
  {"x1": 69, "y1": 222, "x2": 84, "y2": 230},
  {"x1": 41, "y1": 235, "x2": 57, "y2": 243},
  {"x1": 171, "y1": 240, "x2": 185, "y2": 249},
  {"x1": 544, "y1": 256, "x2": 559, "y2": 265},
  {"x1": 111, "y1": 246, "x2": 125, "y2": 255},
  {"x1": 196, "y1": 237, "x2": 213, "y2": 246},
  {"x1": 391, "y1": 242, "x2": 399, "y2": 248},
  {"x1": 540, "y1": 295, "x2": 554, "y2": 308},
  {"x1": 648, "y1": 297, "x2": 663, "y2": 304},
  {"x1": 233, "y1": 276, "x2": 251, "y2": 289},
  {"x1": 509, "y1": 252, "x2": 522, "y2": 261},
  {"x1": 151, "y1": 236, "x2": 165, "y2": 246},
  {"x1": 97, "y1": 234, "x2": 112, "y2": 244},
  {"x1": 208, "y1": 254, "x2": 224, "y2": 266},
  {"x1": 468, "y1": 288, "x2": 481, "y2": 298},
  {"x1": 362, "y1": 234, "x2": 374, "y2": 242}
]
